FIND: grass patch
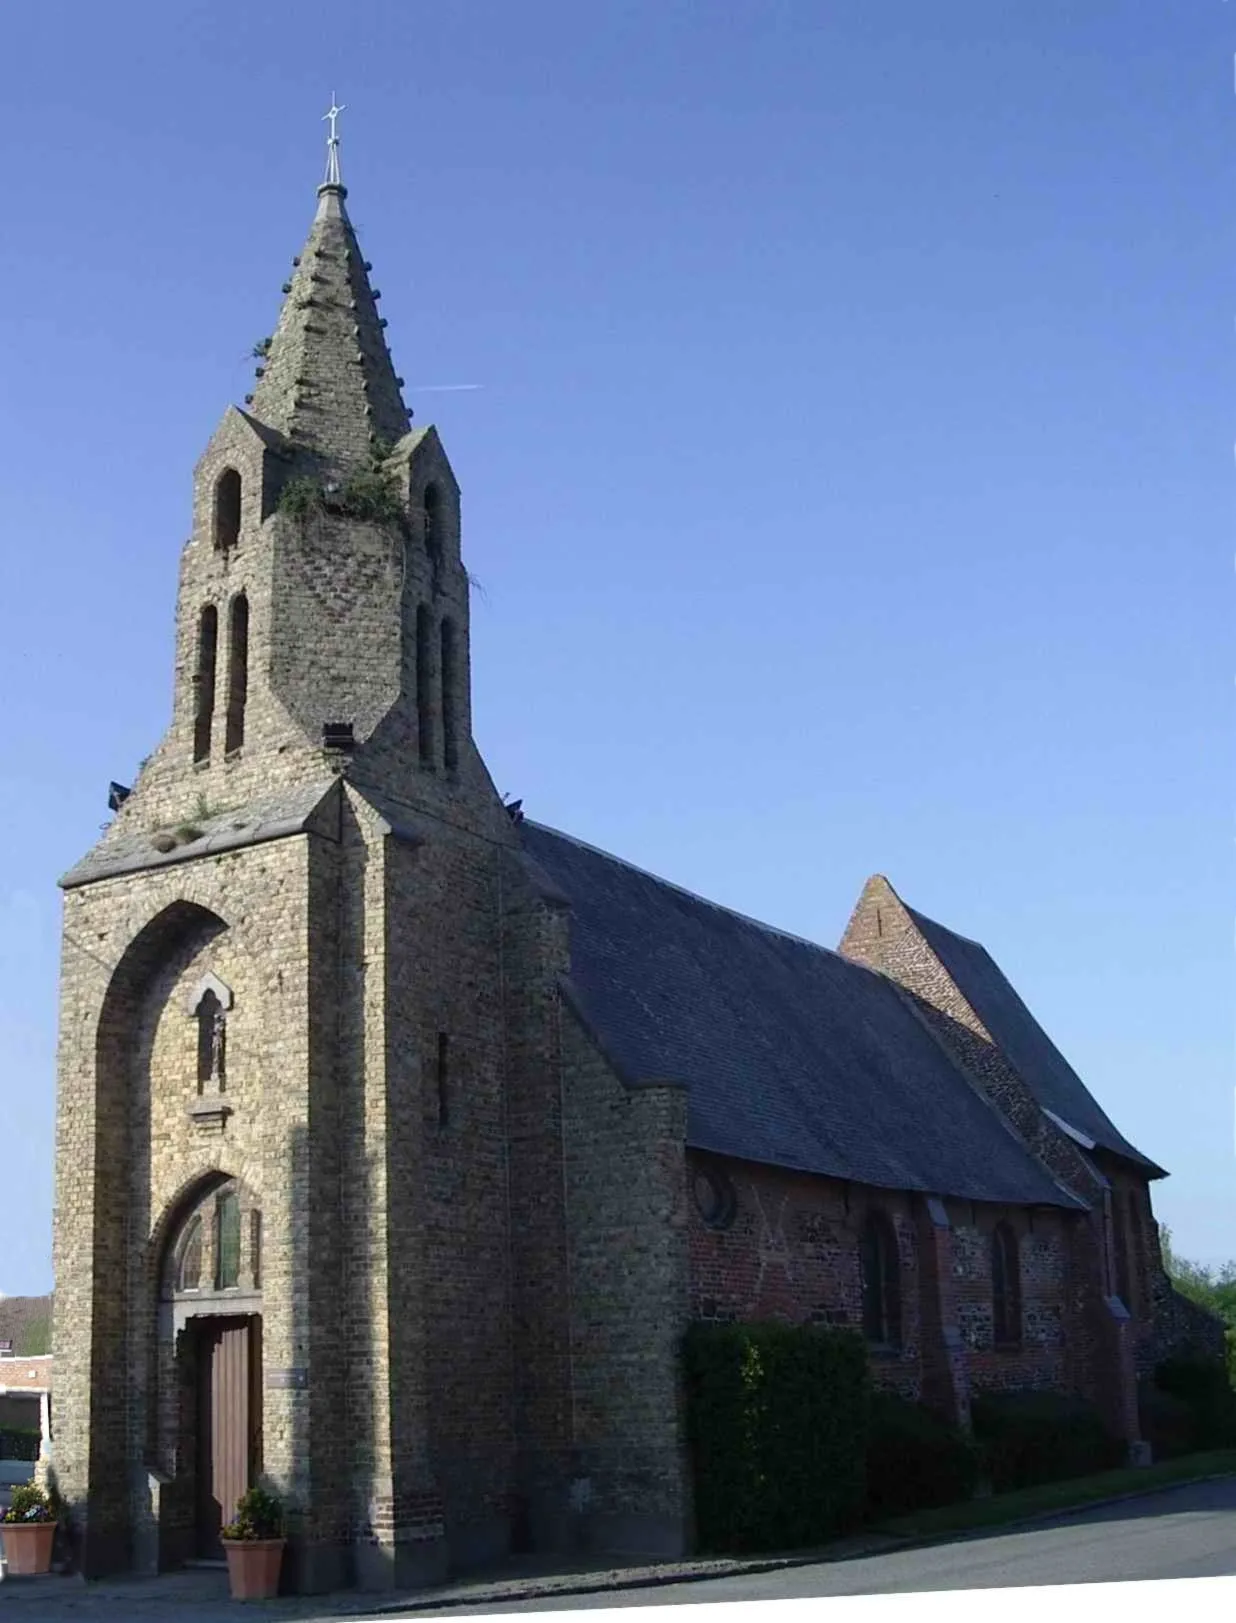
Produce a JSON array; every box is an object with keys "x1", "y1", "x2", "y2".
[{"x1": 874, "y1": 1450, "x2": 1236, "y2": 1541}]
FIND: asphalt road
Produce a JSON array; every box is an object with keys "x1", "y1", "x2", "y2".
[{"x1": 410, "y1": 1478, "x2": 1236, "y2": 1613}]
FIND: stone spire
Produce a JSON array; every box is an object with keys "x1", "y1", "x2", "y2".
[{"x1": 249, "y1": 104, "x2": 411, "y2": 470}]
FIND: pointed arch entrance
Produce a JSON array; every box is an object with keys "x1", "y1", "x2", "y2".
[{"x1": 158, "y1": 1176, "x2": 263, "y2": 1559}]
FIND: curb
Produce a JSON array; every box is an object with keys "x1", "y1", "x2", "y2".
[{"x1": 362, "y1": 1468, "x2": 1236, "y2": 1615}]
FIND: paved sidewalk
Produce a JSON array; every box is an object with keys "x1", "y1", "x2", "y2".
[
  {"x1": 0, "y1": 1536, "x2": 903, "y2": 1620},
  {"x1": 4, "y1": 1468, "x2": 1233, "y2": 1621}
]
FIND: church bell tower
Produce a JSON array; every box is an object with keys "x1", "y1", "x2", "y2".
[{"x1": 50, "y1": 110, "x2": 536, "y2": 1592}]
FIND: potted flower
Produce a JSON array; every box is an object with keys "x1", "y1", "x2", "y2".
[
  {"x1": 220, "y1": 1485, "x2": 285, "y2": 1601},
  {"x1": 1, "y1": 1481, "x2": 57, "y2": 1576}
]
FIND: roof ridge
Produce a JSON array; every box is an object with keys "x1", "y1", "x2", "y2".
[
  {"x1": 904, "y1": 901, "x2": 987, "y2": 952},
  {"x1": 522, "y1": 819, "x2": 840, "y2": 959}
]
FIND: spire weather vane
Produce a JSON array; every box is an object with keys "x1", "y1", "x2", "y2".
[{"x1": 322, "y1": 95, "x2": 346, "y2": 186}]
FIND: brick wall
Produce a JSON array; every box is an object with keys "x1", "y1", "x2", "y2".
[
  {"x1": 686, "y1": 1153, "x2": 1083, "y2": 1419},
  {"x1": 560, "y1": 1006, "x2": 690, "y2": 1556}
]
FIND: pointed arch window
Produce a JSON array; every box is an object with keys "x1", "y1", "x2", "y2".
[
  {"x1": 1125, "y1": 1191, "x2": 1145, "y2": 1316},
  {"x1": 193, "y1": 605, "x2": 218, "y2": 763},
  {"x1": 423, "y1": 482, "x2": 443, "y2": 578},
  {"x1": 440, "y1": 617, "x2": 458, "y2": 772},
  {"x1": 860, "y1": 1210, "x2": 901, "y2": 1349},
  {"x1": 417, "y1": 603, "x2": 435, "y2": 767},
  {"x1": 215, "y1": 1191, "x2": 241, "y2": 1291},
  {"x1": 163, "y1": 1178, "x2": 260, "y2": 1306},
  {"x1": 177, "y1": 1216, "x2": 203, "y2": 1293},
  {"x1": 214, "y1": 468, "x2": 242, "y2": 552},
  {"x1": 225, "y1": 594, "x2": 249, "y2": 754},
  {"x1": 992, "y1": 1222, "x2": 1022, "y2": 1346}
]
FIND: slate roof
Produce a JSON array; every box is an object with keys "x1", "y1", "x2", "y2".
[
  {"x1": 60, "y1": 780, "x2": 337, "y2": 889},
  {"x1": 905, "y1": 906, "x2": 1163, "y2": 1177},
  {"x1": 521, "y1": 822, "x2": 1083, "y2": 1210}
]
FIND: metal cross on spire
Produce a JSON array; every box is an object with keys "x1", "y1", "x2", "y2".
[{"x1": 322, "y1": 95, "x2": 346, "y2": 186}]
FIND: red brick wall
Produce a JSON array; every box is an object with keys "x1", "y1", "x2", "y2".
[{"x1": 687, "y1": 1153, "x2": 1077, "y2": 1412}]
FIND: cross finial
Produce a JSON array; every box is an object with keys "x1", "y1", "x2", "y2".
[{"x1": 322, "y1": 95, "x2": 346, "y2": 187}]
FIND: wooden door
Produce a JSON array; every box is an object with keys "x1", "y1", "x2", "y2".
[{"x1": 195, "y1": 1317, "x2": 257, "y2": 1557}]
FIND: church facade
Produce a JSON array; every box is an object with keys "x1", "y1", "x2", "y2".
[{"x1": 51, "y1": 146, "x2": 1198, "y2": 1594}]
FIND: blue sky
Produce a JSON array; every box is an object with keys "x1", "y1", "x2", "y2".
[{"x1": 0, "y1": 2, "x2": 1231, "y2": 1294}]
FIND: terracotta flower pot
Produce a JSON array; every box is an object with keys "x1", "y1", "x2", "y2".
[
  {"x1": 222, "y1": 1537, "x2": 285, "y2": 1600},
  {"x1": 1, "y1": 1520, "x2": 57, "y2": 1576}
]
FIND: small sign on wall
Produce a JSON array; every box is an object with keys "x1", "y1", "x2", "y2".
[{"x1": 266, "y1": 1367, "x2": 308, "y2": 1390}]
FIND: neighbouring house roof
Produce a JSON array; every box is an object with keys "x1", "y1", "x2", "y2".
[
  {"x1": 521, "y1": 822, "x2": 1084, "y2": 1211},
  {"x1": 904, "y1": 905, "x2": 1164, "y2": 1177},
  {"x1": 0, "y1": 1355, "x2": 52, "y2": 1393}
]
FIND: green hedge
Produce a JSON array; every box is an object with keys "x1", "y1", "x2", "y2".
[
  {"x1": 865, "y1": 1392, "x2": 981, "y2": 1519},
  {"x1": 971, "y1": 1389, "x2": 1124, "y2": 1491},
  {"x1": 1154, "y1": 1356, "x2": 1236, "y2": 1451},
  {"x1": 0, "y1": 1427, "x2": 40, "y2": 1462},
  {"x1": 683, "y1": 1321, "x2": 870, "y2": 1553},
  {"x1": 1138, "y1": 1384, "x2": 1197, "y2": 1460}
]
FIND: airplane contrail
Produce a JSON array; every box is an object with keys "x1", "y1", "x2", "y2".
[{"x1": 410, "y1": 383, "x2": 485, "y2": 393}]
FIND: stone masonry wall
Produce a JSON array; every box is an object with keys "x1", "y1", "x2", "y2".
[
  {"x1": 385, "y1": 806, "x2": 520, "y2": 1572},
  {"x1": 499, "y1": 871, "x2": 575, "y2": 1552},
  {"x1": 560, "y1": 1007, "x2": 690, "y2": 1557},
  {"x1": 52, "y1": 828, "x2": 344, "y2": 1578}
]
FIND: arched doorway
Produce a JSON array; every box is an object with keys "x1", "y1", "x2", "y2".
[{"x1": 160, "y1": 1177, "x2": 263, "y2": 1559}]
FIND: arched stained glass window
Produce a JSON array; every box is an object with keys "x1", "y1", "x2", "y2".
[
  {"x1": 215, "y1": 1191, "x2": 241, "y2": 1290},
  {"x1": 860, "y1": 1211, "x2": 901, "y2": 1348},
  {"x1": 177, "y1": 1216, "x2": 203, "y2": 1292},
  {"x1": 992, "y1": 1222, "x2": 1022, "y2": 1345}
]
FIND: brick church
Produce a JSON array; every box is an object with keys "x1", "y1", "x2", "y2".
[{"x1": 51, "y1": 131, "x2": 1201, "y2": 1593}]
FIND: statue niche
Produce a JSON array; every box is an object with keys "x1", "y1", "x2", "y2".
[
  {"x1": 196, "y1": 990, "x2": 226, "y2": 1090},
  {"x1": 186, "y1": 974, "x2": 235, "y2": 1130}
]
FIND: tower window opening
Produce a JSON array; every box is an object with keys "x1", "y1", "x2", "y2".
[
  {"x1": 440, "y1": 617, "x2": 458, "y2": 772},
  {"x1": 416, "y1": 603, "x2": 435, "y2": 767},
  {"x1": 214, "y1": 468, "x2": 242, "y2": 551},
  {"x1": 225, "y1": 594, "x2": 249, "y2": 754},
  {"x1": 193, "y1": 605, "x2": 218, "y2": 763},
  {"x1": 424, "y1": 483, "x2": 443, "y2": 577}
]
